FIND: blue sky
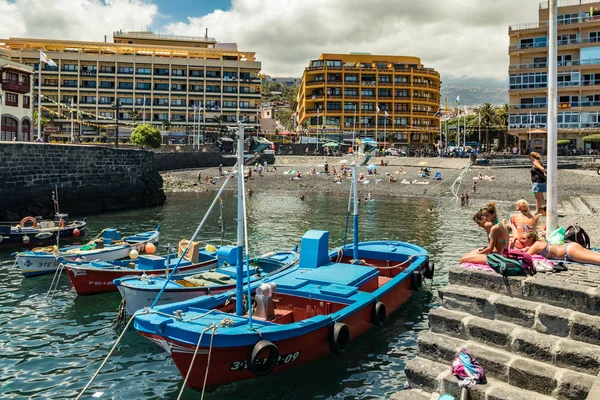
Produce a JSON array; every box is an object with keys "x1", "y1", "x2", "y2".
[{"x1": 153, "y1": 0, "x2": 230, "y2": 25}]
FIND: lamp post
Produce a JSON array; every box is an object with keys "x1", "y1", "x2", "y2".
[{"x1": 111, "y1": 100, "x2": 122, "y2": 148}]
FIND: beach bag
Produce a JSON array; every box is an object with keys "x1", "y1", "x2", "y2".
[
  {"x1": 564, "y1": 224, "x2": 590, "y2": 249},
  {"x1": 546, "y1": 227, "x2": 565, "y2": 245},
  {"x1": 505, "y1": 248, "x2": 536, "y2": 276},
  {"x1": 486, "y1": 253, "x2": 524, "y2": 276},
  {"x1": 451, "y1": 348, "x2": 485, "y2": 383}
]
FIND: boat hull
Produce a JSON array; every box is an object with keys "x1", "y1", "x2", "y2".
[
  {"x1": 65, "y1": 260, "x2": 218, "y2": 295},
  {"x1": 0, "y1": 221, "x2": 87, "y2": 249},
  {"x1": 118, "y1": 284, "x2": 233, "y2": 316}
]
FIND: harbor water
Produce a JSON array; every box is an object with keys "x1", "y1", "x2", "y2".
[{"x1": 1, "y1": 191, "x2": 482, "y2": 399}]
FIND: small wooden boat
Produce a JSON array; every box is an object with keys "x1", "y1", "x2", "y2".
[
  {"x1": 61, "y1": 248, "x2": 218, "y2": 295},
  {"x1": 114, "y1": 250, "x2": 299, "y2": 316},
  {"x1": 0, "y1": 213, "x2": 86, "y2": 249},
  {"x1": 15, "y1": 227, "x2": 160, "y2": 277}
]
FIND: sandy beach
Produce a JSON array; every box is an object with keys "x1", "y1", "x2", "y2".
[{"x1": 161, "y1": 155, "x2": 599, "y2": 203}]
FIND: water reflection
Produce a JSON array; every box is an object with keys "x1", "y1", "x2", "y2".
[{"x1": 0, "y1": 191, "x2": 480, "y2": 399}]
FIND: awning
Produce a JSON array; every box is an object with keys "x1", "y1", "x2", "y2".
[{"x1": 1, "y1": 64, "x2": 33, "y2": 74}]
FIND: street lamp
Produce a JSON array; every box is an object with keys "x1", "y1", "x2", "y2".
[{"x1": 111, "y1": 100, "x2": 122, "y2": 148}]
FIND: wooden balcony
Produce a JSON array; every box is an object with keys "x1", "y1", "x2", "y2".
[{"x1": 1, "y1": 78, "x2": 30, "y2": 94}]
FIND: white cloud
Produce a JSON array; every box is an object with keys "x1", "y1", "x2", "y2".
[
  {"x1": 0, "y1": 0, "x2": 158, "y2": 42},
  {"x1": 164, "y1": 0, "x2": 539, "y2": 84}
]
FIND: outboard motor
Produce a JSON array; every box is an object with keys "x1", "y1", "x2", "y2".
[{"x1": 254, "y1": 282, "x2": 277, "y2": 319}]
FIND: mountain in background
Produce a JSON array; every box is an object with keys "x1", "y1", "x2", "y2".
[{"x1": 441, "y1": 84, "x2": 508, "y2": 107}]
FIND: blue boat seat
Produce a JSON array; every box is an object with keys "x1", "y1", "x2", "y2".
[
  {"x1": 319, "y1": 284, "x2": 357, "y2": 298},
  {"x1": 299, "y1": 230, "x2": 330, "y2": 269}
]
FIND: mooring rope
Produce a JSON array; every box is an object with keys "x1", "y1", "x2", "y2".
[
  {"x1": 177, "y1": 324, "x2": 215, "y2": 400},
  {"x1": 450, "y1": 161, "x2": 473, "y2": 202},
  {"x1": 3, "y1": 255, "x2": 18, "y2": 281},
  {"x1": 75, "y1": 313, "x2": 137, "y2": 400},
  {"x1": 45, "y1": 262, "x2": 65, "y2": 302}
]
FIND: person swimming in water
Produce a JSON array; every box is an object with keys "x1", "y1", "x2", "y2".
[{"x1": 460, "y1": 202, "x2": 509, "y2": 264}]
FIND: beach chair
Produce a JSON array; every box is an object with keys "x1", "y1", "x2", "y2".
[{"x1": 433, "y1": 171, "x2": 442, "y2": 180}]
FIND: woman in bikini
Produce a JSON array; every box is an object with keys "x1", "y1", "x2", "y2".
[
  {"x1": 460, "y1": 202, "x2": 510, "y2": 264},
  {"x1": 529, "y1": 152, "x2": 547, "y2": 215},
  {"x1": 520, "y1": 231, "x2": 600, "y2": 265},
  {"x1": 510, "y1": 199, "x2": 538, "y2": 248}
]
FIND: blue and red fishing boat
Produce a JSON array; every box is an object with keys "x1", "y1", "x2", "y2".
[{"x1": 133, "y1": 123, "x2": 434, "y2": 390}]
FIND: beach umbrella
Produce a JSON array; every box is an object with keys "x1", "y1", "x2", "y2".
[
  {"x1": 323, "y1": 142, "x2": 339, "y2": 147},
  {"x1": 367, "y1": 164, "x2": 377, "y2": 171},
  {"x1": 339, "y1": 159, "x2": 349, "y2": 164}
]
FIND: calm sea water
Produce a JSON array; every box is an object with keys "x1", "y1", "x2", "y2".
[{"x1": 0, "y1": 191, "x2": 483, "y2": 400}]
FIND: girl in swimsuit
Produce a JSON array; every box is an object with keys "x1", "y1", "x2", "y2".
[
  {"x1": 510, "y1": 199, "x2": 538, "y2": 248},
  {"x1": 460, "y1": 202, "x2": 510, "y2": 264},
  {"x1": 520, "y1": 231, "x2": 600, "y2": 265}
]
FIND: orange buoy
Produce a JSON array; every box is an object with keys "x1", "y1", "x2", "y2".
[
  {"x1": 73, "y1": 228, "x2": 81, "y2": 237},
  {"x1": 145, "y1": 243, "x2": 156, "y2": 254}
]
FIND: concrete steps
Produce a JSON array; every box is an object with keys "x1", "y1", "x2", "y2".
[
  {"x1": 428, "y1": 307, "x2": 600, "y2": 376},
  {"x1": 397, "y1": 266, "x2": 600, "y2": 399},
  {"x1": 439, "y1": 285, "x2": 600, "y2": 346},
  {"x1": 405, "y1": 356, "x2": 557, "y2": 400},
  {"x1": 447, "y1": 266, "x2": 600, "y2": 316}
]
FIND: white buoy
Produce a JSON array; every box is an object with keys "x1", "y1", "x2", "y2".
[
  {"x1": 129, "y1": 249, "x2": 139, "y2": 260},
  {"x1": 23, "y1": 235, "x2": 30, "y2": 244}
]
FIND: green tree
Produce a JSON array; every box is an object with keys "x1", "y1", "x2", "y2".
[
  {"x1": 131, "y1": 124, "x2": 162, "y2": 148},
  {"x1": 496, "y1": 104, "x2": 509, "y2": 149},
  {"x1": 476, "y1": 103, "x2": 498, "y2": 150}
]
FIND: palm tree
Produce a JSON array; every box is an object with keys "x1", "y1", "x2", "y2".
[
  {"x1": 496, "y1": 104, "x2": 509, "y2": 149},
  {"x1": 476, "y1": 103, "x2": 498, "y2": 152}
]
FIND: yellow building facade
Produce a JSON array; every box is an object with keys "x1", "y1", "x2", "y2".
[
  {"x1": 297, "y1": 53, "x2": 441, "y2": 148},
  {"x1": 509, "y1": 1, "x2": 600, "y2": 153},
  {"x1": 2, "y1": 31, "x2": 262, "y2": 142}
]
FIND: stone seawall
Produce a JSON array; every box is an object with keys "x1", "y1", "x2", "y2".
[
  {"x1": 0, "y1": 143, "x2": 165, "y2": 220},
  {"x1": 153, "y1": 151, "x2": 275, "y2": 171}
]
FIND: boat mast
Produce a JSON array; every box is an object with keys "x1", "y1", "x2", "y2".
[
  {"x1": 352, "y1": 112, "x2": 359, "y2": 263},
  {"x1": 236, "y1": 122, "x2": 245, "y2": 316}
]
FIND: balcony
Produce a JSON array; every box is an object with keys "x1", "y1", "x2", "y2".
[
  {"x1": 378, "y1": 81, "x2": 393, "y2": 86},
  {"x1": 80, "y1": 70, "x2": 97, "y2": 76},
  {"x1": 306, "y1": 80, "x2": 325, "y2": 86},
  {"x1": 343, "y1": 81, "x2": 359, "y2": 85},
  {"x1": 1, "y1": 79, "x2": 30, "y2": 94}
]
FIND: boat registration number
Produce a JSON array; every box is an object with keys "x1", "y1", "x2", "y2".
[{"x1": 230, "y1": 351, "x2": 301, "y2": 370}]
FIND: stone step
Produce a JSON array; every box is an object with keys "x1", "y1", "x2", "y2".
[
  {"x1": 405, "y1": 356, "x2": 557, "y2": 400},
  {"x1": 428, "y1": 307, "x2": 600, "y2": 375},
  {"x1": 448, "y1": 266, "x2": 600, "y2": 316},
  {"x1": 561, "y1": 200, "x2": 578, "y2": 216},
  {"x1": 440, "y1": 284, "x2": 600, "y2": 346},
  {"x1": 570, "y1": 196, "x2": 594, "y2": 215},
  {"x1": 415, "y1": 332, "x2": 595, "y2": 399},
  {"x1": 580, "y1": 195, "x2": 599, "y2": 214}
]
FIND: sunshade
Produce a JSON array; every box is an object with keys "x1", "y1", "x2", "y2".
[{"x1": 323, "y1": 142, "x2": 339, "y2": 147}]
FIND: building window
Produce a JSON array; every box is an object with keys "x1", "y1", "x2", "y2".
[
  {"x1": 344, "y1": 88, "x2": 358, "y2": 96},
  {"x1": 62, "y1": 80, "x2": 78, "y2": 88},
  {"x1": 62, "y1": 64, "x2": 78, "y2": 72},
  {"x1": 311, "y1": 60, "x2": 324, "y2": 68},
  {"x1": 100, "y1": 81, "x2": 115, "y2": 89},
  {"x1": 154, "y1": 98, "x2": 169, "y2": 106},
  {"x1": 136, "y1": 82, "x2": 151, "y2": 90},
  {"x1": 23, "y1": 96, "x2": 30, "y2": 109},
  {"x1": 135, "y1": 97, "x2": 150, "y2": 105},
  {"x1": 22, "y1": 119, "x2": 30, "y2": 141},
  {"x1": 326, "y1": 60, "x2": 342, "y2": 67},
  {"x1": 190, "y1": 85, "x2": 203, "y2": 92},
  {"x1": 171, "y1": 84, "x2": 186, "y2": 91},
  {"x1": 118, "y1": 66, "x2": 134, "y2": 74},
  {"x1": 99, "y1": 96, "x2": 114, "y2": 104},
  {"x1": 1, "y1": 116, "x2": 17, "y2": 140},
  {"x1": 223, "y1": 101, "x2": 237, "y2": 108},
  {"x1": 81, "y1": 96, "x2": 96, "y2": 104},
  {"x1": 171, "y1": 69, "x2": 185, "y2": 76},
  {"x1": 239, "y1": 101, "x2": 250, "y2": 108},
  {"x1": 171, "y1": 99, "x2": 186, "y2": 106},
  {"x1": 344, "y1": 102, "x2": 357, "y2": 110},
  {"x1": 206, "y1": 85, "x2": 220, "y2": 93},
  {"x1": 100, "y1": 66, "x2": 115, "y2": 73},
  {"x1": 397, "y1": 132, "x2": 408, "y2": 141},
  {"x1": 118, "y1": 97, "x2": 133, "y2": 105},
  {"x1": 5, "y1": 92, "x2": 18, "y2": 107},
  {"x1": 118, "y1": 82, "x2": 133, "y2": 89},
  {"x1": 327, "y1": 102, "x2": 341, "y2": 110},
  {"x1": 223, "y1": 86, "x2": 237, "y2": 93},
  {"x1": 411, "y1": 133, "x2": 421, "y2": 142},
  {"x1": 100, "y1": 112, "x2": 114, "y2": 119},
  {"x1": 395, "y1": 89, "x2": 409, "y2": 98},
  {"x1": 154, "y1": 83, "x2": 169, "y2": 91},
  {"x1": 206, "y1": 70, "x2": 220, "y2": 78},
  {"x1": 190, "y1": 69, "x2": 203, "y2": 77},
  {"x1": 136, "y1": 67, "x2": 151, "y2": 75},
  {"x1": 361, "y1": 88, "x2": 374, "y2": 97}
]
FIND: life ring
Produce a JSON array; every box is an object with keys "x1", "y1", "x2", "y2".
[
  {"x1": 424, "y1": 261, "x2": 435, "y2": 280},
  {"x1": 247, "y1": 340, "x2": 279, "y2": 376},
  {"x1": 20, "y1": 216, "x2": 37, "y2": 228},
  {"x1": 371, "y1": 301, "x2": 387, "y2": 326},
  {"x1": 411, "y1": 271, "x2": 422, "y2": 291},
  {"x1": 328, "y1": 322, "x2": 350, "y2": 354}
]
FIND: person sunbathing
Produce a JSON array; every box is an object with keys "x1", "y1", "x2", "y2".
[
  {"x1": 460, "y1": 202, "x2": 509, "y2": 264},
  {"x1": 519, "y1": 231, "x2": 600, "y2": 265},
  {"x1": 510, "y1": 199, "x2": 538, "y2": 248}
]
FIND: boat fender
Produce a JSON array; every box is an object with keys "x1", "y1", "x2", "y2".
[
  {"x1": 328, "y1": 322, "x2": 350, "y2": 354},
  {"x1": 371, "y1": 301, "x2": 387, "y2": 326},
  {"x1": 425, "y1": 261, "x2": 435, "y2": 280},
  {"x1": 247, "y1": 340, "x2": 279, "y2": 376},
  {"x1": 411, "y1": 270, "x2": 422, "y2": 291}
]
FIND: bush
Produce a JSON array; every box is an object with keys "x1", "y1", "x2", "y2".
[
  {"x1": 583, "y1": 134, "x2": 600, "y2": 143},
  {"x1": 130, "y1": 124, "x2": 162, "y2": 148},
  {"x1": 557, "y1": 139, "x2": 571, "y2": 146}
]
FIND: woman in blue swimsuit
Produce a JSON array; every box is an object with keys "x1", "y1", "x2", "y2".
[
  {"x1": 520, "y1": 231, "x2": 600, "y2": 265},
  {"x1": 460, "y1": 202, "x2": 510, "y2": 264}
]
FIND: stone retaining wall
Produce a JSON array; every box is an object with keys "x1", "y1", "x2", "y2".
[{"x1": 0, "y1": 143, "x2": 165, "y2": 220}]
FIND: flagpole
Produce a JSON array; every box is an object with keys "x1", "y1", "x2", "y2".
[
  {"x1": 37, "y1": 56, "x2": 41, "y2": 141},
  {"x1": 143, "y1": 95, "x2": 146, "y2": 124},
  {"x1": 478, "y1": 107, "x2": 481, "y2": 145},
  {"x1": 464, "y1": 105, "x2": 467, "y2": 150},
  {"x1": 439, "y1": 108, "x2": 442, "y2": 157},
  {"x1": 547, "y1": 0, "x2": 558, "y2": 231},
  {"x1": 375, "y1": 106, "x2": 378, "y2": 149},
  {"x1": 70, "y1": 98, "x2": 74, "y2": 143}
]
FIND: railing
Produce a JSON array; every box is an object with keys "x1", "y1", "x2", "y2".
[
  {"x1": 113, "y1": 31, "x2": 216, "y2": 42},
  {"x1": 510, "y1": 36, "x2": 600, "y2": 50},
  {"x1": 80, "y1": 71, "x2": 97, "y2": 76},
  {"x1": 540, "y1": 0, "x2": 598, "y2": 10}
]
